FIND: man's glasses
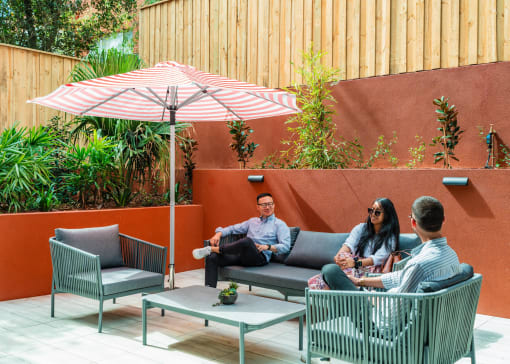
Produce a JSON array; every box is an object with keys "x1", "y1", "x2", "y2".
[
  {"x1": 258, "y1": 202, "x2": 274, "y2": 208},
  {"x1": 368, "y1": 208, "x2": 383, "y2": 217}
]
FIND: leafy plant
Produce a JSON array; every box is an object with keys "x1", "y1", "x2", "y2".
[
  {"x1": 497, "y1": 144, "x2": 510, "y2": 168},
  {"x1": 283, "y1": 47, "x2": 344, "y2": 169},
  {"x1": 361, "y1": 132, "x2": 399, "y2": 168},
  {"x1": 406, "y1": 135, "x2": 427, "y2": 169},
  {"x1": 178, "y1": 130, "x2": 198, "y2": 201},
  {"x1": 227, "y1": 120, "x2": 258, "y2": 168},
  {"x1": 430, "y1": 97, "x2": 463, "y2": 168},
  {"x1": 0, "y1": 125, "x2": 56, "y2": 212},
  {"x1": 63, "y1": 130, "x2": 118, "y2": 208},
  {"x1": 213, "y1": 281, "x2": 239, "y2": 306}
]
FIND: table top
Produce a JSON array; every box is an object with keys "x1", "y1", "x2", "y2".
[{"x1": 143, "y1": 285, "x2": 305, "y2": 327}]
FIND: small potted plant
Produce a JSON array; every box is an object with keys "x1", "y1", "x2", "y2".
[{"x1": 213, "y1": 281, "x2": 239, "y2": 306}]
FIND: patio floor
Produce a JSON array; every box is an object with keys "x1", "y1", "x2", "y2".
[{"x1": 0, "y1": 269, "x2": 508, "y2": 364}]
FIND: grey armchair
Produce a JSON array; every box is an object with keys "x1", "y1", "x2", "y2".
[
  {"x1": 49, "y1": 224, "x2": 167, "y2": 332},
  {"x1": 306, "y1": 264, "x2": 482, "y2": 364}
]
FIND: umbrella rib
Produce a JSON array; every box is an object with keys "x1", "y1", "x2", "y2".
[
  {"x1": 147, "y1": 87, "x2": 171, "y2": 109},
  {"x1": 80, "y1": 88, "x2": 131, "y2": 115},
  {"x1": 177, "y1": 84, "x2": 211, "y2": 109},
  {"x1": 246, "y1": 91, "x2": 299, "y2": 112},
  {"x1": 205, "y1": 93, "x2": 243, "y2": 120},
  {"x1": 161, "y1": 87, "x2": 170, "y2": 121},
  {"x1": 130, "y1": 89, "x2": 167, "y2": 107}
]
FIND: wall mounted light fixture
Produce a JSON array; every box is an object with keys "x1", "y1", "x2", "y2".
[
  {"x1": 442, "y1": 177, "x2": 469, "y2": 186},
  {"x1": 248, "y1": 175, "x2": 264, "y2": 182}
]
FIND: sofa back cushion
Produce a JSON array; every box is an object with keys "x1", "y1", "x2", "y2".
[
  {"x1": 399, "y1": 233, "x2": 421, "y2": 252},
  {"x1": 284, "y1": 230, "x2": 348, "y2": 269},
  {"x1": 55, "y1": 224, "x2": 124, "y2": 269},
  {"x1": 271, "y1": 226, "x2": 300, "y2": 263}
]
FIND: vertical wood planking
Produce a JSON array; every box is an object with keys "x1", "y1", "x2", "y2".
[
  {"x1": 390, "y1": 0, "x2": 407, "y2": 74},
  {"x1": 257, "y1": 0, "x2": 270, "y2": 86},
  {"x1": 268, "y1": 0, "x2": 281, "y2": 88},
  {"x1": 333, "y1": 0, "x2": 347, "y2": 79},
  {"x1": 246, "y1": 0, "x2": 258, "y2": 83},
  {"x1": 149, "y1": 6, "x2": 156, "y2": 66},
  {"x1": 0, "y1": 46, "x2": 8, "y2": 128},
  {"x1": 176, "y1": 0, "x2": 184, "y2": 64},
  {"x1": 478, "y1": 0, "x2": 497, "y2": 63},
  {"x1": 459, "y1": 0, "x2": 478, "y2": 65},
  {"x1": 304, "y1": 0, "x2": 313, "y2": 51},
  {"x1": 193, "y1": 0, "x2": 201, "y2": 67},
  {"x1": 228, "y1": 0, "x2": 237, "y2": 79},
  {"x1": 291, "y1": 0, "x2": 304, "y2": 85},
  {"x1": 218, "y1": 0, "x2": 228, "y2": 76},
  {"x1": 186, "y1": 0, "x2": 194, "y2": 65},
  {"x1": 39, "y1": 54, "x2": 52, "y2": 124},
  {"x1": 376, "y1": 0, "x2": 391, "y2": 75},
  {"x1": 168, "y1": 0, "x2": 176, "y2": 63},
  {"x1": 360, "y1": 0, "x2": 376, "y2": 77},
  {"x1": 200, "y1": 0, "x2": 210, "y2": 72},
  {"x1": 155, "y1": 4, "x2": 161, "y2": 63},
  {"x1": 496, "y1": 0, "x2": 510, "y2": 61},
  {"x1": 237, "y1": 0, "x2": 248, "y2": 82},
  {"x1": 407, "y1": 0, "x2": 425, "y2": 72},
  {"x1": 312, "y1": 0, "x2": 321, "y2": 53},
  {"x1": 161, "y1": 2, "x2": 168, "y2": 62},
  {"x1": 12, "y1": 48, "x2": 27, "y2": 124},
  {"x1": 424, "y1": 0, "x2": 441, "y2": 69},
  {"x1": 209, "y1": 0, "x2": 219, "y2": 74},
  {"x1": 279, "y1": 0, "x2": 292, "y2": 87},
  {"x1": 441, "y1": 0, "x2": 460, "y2": 68},
  {"x1": 321, "y1": 0, "x2": 334, "y2": 67},
  {"x1": 346, "y1": 0, "x2": 360, "y2": 79}
]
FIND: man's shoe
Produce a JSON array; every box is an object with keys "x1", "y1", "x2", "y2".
[{"x1": 192, "y1": 246, "x2": 212, "y2": 259}]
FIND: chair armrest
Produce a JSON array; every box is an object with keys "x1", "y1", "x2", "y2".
[
  {"x1": 119, "y1": 234, "x2": 167, "y2": 274},
  {"x1": 392, "y1": 256, "x2": 412, "y2": 271},
  {"x1": 49, "y1": 238, "x2": 102, "y2": 298}
]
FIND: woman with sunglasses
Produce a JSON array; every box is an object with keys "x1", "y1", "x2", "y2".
[{"x1": 319, "y1": 198, "x2": 400, "y2": 289}]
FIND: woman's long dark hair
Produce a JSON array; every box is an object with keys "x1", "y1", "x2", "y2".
[{"x1": 356, "y1": 198, "x2": 400, "y2": 257}]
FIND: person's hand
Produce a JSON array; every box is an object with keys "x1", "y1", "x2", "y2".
[
  {"x1": 209, "y1": 232, "x2": 222, "y2": 247},
  {"x1": 335, "y1": 255, "x2": 354, "y2": 269},
  {"x1": 256, "y1": 244, "x2": 267, "y2": 252}
]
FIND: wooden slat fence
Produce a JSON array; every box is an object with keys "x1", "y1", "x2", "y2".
[
  {"x1": 139, "y1": 0, "x2": 510, "y2": 88},
  {"x1": 0, "y1": 43, "x2": 81, "y2": 130}
]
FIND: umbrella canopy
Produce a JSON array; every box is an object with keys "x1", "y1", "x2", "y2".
[
  {"x1": 29, "y1": 61, "x2": 298, "y2": 122},
  {"x1": 29, "y1": 61, "x2": 299, "y2": 288}
]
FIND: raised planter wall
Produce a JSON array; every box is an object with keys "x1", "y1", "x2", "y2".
[
  {"x1": 194, "y1": 169, "x2": 510, "y2": 318},
  {"x1": 0, "y1": 205, "x2": 203, "y2": 301}
]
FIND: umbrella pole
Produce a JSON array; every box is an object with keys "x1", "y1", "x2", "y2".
[{"x1": 169, "y1": 109, "x2": 176, "y2": 289}]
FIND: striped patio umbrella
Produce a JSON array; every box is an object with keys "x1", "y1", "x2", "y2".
[{"x1": 29, "y1": 61, "x2": 299, "y2": 288}]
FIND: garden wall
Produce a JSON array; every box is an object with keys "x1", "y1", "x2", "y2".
[
  {"x1": 0, "y1": 205, "x2": 203, "y2": 301},
  {"x1": 191, "y1": 61, "x2": 510, "y2": 170},
  {"x1": 194, "y1": 169, "x2": 510, "y2": 318}
]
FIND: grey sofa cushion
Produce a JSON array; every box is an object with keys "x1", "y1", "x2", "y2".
[
  {"x1": 284, "y1": 231, "x2": 348, "y2": 270},
  {"x1": 55, "y1": 225, "x2": 124, "y2": 269},
  {"x1": 271, "y1": 226, "x2": 301, "y2": 263},
  {"x1": 398, "y1": 233, "x2": 421, "y2": 252},
  {"x1": 219, "y1": 263, "x2": 320, "y2": 291},
  {"x1": 417, "y1": 263, "x2": 474, "y2": 293}
]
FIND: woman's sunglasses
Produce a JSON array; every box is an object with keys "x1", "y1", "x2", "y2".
[{"x1": 368, "y1": 208, "x2": 383, "y2": 217}]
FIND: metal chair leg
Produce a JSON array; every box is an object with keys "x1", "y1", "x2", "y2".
[{"x1": 98, "y1": 299, "x2": 104, "y2": 333}]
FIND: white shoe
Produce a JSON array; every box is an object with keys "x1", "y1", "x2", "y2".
[{"x1": 192, "y1": 246, "x2": 212, "y2": 259}]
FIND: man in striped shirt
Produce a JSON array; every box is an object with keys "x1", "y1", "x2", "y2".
[{"x1": 324, "y1": 196, "x2": 460, "y2": 292}]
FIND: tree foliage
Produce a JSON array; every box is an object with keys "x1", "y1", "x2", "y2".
[
  {"x1": 0, "y1": 0, "x2": 137, "y2": 56},
  {"x1": 430, "y1": 96, "x2": 463, "y2": 168}
]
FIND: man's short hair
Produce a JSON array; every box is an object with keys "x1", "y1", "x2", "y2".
[
  {"x1": 256, "y1": 193, "x2": 273, "y2": 202},
  {"x1": 412, "y1": 196, "x2": 444, "y2": 232}
]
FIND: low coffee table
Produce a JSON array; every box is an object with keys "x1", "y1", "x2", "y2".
[{"x1": 142, "y1": 285, "x2": 305, "y2": 364}]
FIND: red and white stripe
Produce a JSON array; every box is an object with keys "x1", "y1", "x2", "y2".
[{"x1": 29, "y1": 61, "x2": 299, "y2": 122}]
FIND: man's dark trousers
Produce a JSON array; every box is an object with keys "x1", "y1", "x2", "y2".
[{"x1": 205, "y1": 237, "x2": 267, "y2": 287}]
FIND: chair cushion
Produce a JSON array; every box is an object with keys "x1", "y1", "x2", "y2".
[
  {"x1": 398, "y1": 233, "x2": 421, "y2": 252},
  {"x1": 219, "y1": 262, "x2": 320, "y2": 291},
  {"x1": 271, "y1": 226, "x2": 301, "y2": 263},
  {"x1": 284, "y1": 231, "x2": 348, "y2": 269},
  {"x1": 101, "y1": 267, "x2": 164, "y2": 296},
  {"x1": 55, "y1": 225, "x2": 124, "y2": 269},
  {"x1": 417, "y1": 263, "x2": 474, "y2": 292}
]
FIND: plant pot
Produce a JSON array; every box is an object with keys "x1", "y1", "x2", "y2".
[{"x1": 219, "y1": 292, "x2": 238, "y2": 305}]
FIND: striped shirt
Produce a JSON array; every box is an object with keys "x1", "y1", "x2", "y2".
[{"x1": 381, "y1": 237, "x2": 460, "y2": 293}]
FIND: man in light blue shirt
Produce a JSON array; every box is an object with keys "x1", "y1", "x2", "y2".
[{"x1": 192, "y1": 192, "x2": 291, "y2": 287}]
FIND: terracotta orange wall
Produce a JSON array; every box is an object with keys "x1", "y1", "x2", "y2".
[
  {"x1": 0, "y1": 205, "x2": 203, "y2": 301},
  {"x1": 194, "y1": 169, "x2": 510, "y2": 318},
  {"x1": 190, "y1": 61, "x2": 510, "y2": 169}
]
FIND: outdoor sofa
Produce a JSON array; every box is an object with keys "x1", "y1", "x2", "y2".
[
  {"x1": 49, "y1": 224, "x2": 167, "y2": 332},
  {"x1": 204, "y1": 227, "x2": 421, "y2": 299}
]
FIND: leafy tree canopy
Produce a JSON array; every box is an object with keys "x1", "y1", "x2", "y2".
[{"x1": 0, "y1": 0, "x2": 137, "y2": 57}]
